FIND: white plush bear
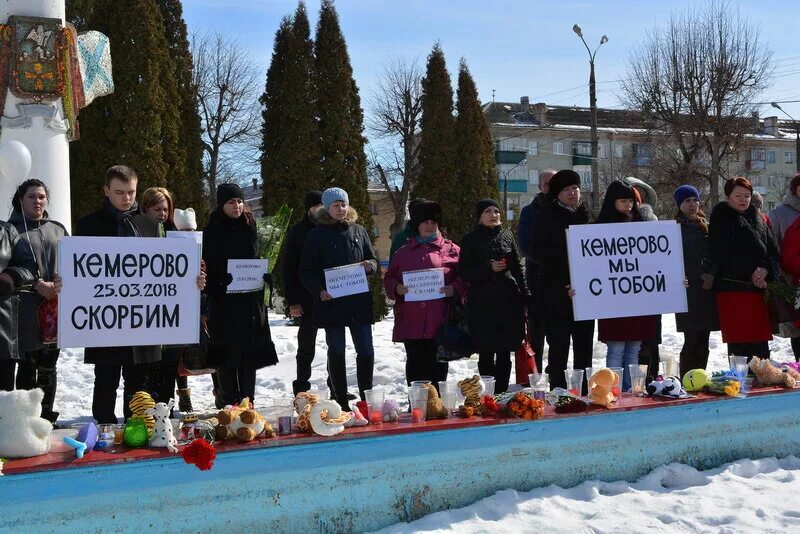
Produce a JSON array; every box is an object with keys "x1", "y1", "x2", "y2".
[{"x1": 0, "y1": 389, "x2": 52, "y2": 458}]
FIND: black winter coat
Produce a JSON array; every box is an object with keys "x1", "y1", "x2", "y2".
[
  {"x1": 0, "y1": 222, "x2": 38, "y2": 361},
  {"x1": 532, "y1": 200, "x2": 591, "y2": 319},
  {"x1": 202, "y1": 211, "x2": 278, "y2": 369},
  {"x1": 299, "y1": 207, "x2": 378, "y2": 328},
  {"x1": 9, "y1": 211, "x2": 68, "y2": 352},
  {"x1": 75, "y1": 201, "x2": 162, "y2": 366},
  {"x1": 459, "y1": 224, "x2": 528, "y2": 352},
  {"x1": 708, "y1": 202, "x2": 777, "y2": 293},
  {"x1": 675, "y1": 216, "x2": 719, "y2": 332},
  {"x1": 517, "y1": 192, "x2": 546, "y2": 290},
  {"x1": 279, "y1": 214, "x2": 316, "y2": 309}
]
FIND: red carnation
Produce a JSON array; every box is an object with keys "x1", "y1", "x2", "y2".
[{"x1": 181, "y1": 439, "x2": 217, "y2": 471}]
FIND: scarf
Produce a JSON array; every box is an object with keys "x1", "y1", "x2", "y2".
[
  {"x1": 557, "y1": 200, "x2": 578, "y2": 213},
  {"x1": 102, "y1": 197, "x2": 140, "y2": 237},
  {"x1": 415, "y1": 231, "x2": 440, "y2": 244},
  {"x1": 676, "y1": 211, "x2": 708, "y2": 235}
]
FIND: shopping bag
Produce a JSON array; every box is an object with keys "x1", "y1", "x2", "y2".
[{"x1": 514, "y1": 318, "x2": 538, "y2": 385}]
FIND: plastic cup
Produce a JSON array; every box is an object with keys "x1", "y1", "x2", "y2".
[
  {"x1": 112, "y1": 424, "x2": 126, "y2": 445},
  {"x1": 740, "y1": 377, "x2": 754, "y2": 397},
  {"x1": 409, "y1": 387, "x2": 428, "y2": 423},
  {"x1": 660, "y1": 355, "x2": 678, "y2": 378},
  {"x1": 564, "y1": 369, "x2": 584, "y2": 396},
  {"x1": 275, "y1": 402, "x2": 294, "y2": 436},
  {"x1": 410, "y1": 380, "x2": 431, "y2": 389},
  {"x1": 364, "y1": 389, "x2": 385, "y2": 424},
  {"x1": 628, "y1": 364, "x2": 646, "y2": 395},
  {"x1": 585, "y1": 367, "x2": 596, "y2": 382},
  {"x1": 440, "y1": 381, "x2": 458, "y2": 413},
  {"x1": 480, "y1": 376, "x2": 496, "y2": 396},
  {"x1": 608, "y1": 367, "x2": 624, "y2": 397}
]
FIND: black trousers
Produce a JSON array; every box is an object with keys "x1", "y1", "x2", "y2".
[
  {"x1": 217, "y1": 362, "x2": 257, "y2": 406},
  {"x1": 325, "y1": 325, "x2": 374, "y2": 411},
  {"x1": 92, "y1": 363, "x2": 149, "y2": 424},
  {"x1": 527, "y1": 296, "x2": 546, "y2": 373},
  {"x1": 0, "y1": 359, "x2": 16, "y2": 391},
  {"x1": 791, "y1": 337, "x2": 800, "y2": 362},
  {"x1": 544, "y1": 318, "x2": 594, "y2": 392},
  {"x1": 292, "y1": 311, "x2": 321, "y2": 396},
  {"x1": 478, "y1": 350, "x2": 512, "y2": 394},
  {"x1": 17, "y1": 348, "x2": 60, "y2": 423},
  {"x1": 404, "y1": 339, "x2": 448, "y2": 389},
  {"x1": 728, "y1": 341, "x2": 770, "y2": 360},
  {"x1": 679, "y1": 330, "x2": 711, "y2": 378},
  {"x1": 148, "y1": 358, "x2": 179, "y2": 405}
]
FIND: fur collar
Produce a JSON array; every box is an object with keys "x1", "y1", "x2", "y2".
[{"x1": 313, "y1": 206, "x2": 359, "y2": 226}]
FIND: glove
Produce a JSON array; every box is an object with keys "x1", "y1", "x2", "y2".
[
  {"x1": 224, "y1": 273, "x2": 233, "y2": 286},
  {"x1": 0, "y1": 273, "x2": 15, "y2": 296}
]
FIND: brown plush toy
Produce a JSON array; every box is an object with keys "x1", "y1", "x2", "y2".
[
  {"x1": 216, "y1": 398, "x2": 251, "y2": 441},
  {"x1": 588, "y1": 368, "x2": 617, "y2": 409},
  {"x1": 424, "y1": 384, "x2": 449, "y2": 419},
  {"x1": 750, "y1": 356, "x2": 796, "y2": 388}
]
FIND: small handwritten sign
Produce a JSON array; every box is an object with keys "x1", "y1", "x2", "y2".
[
  {"x1": 324, "y1": 263, "x2": 369, "y2": 298},
  {"x1": 403, "y1": 268, "x2": 445, "y2": 302},
  {"x1": 227, "y1": 259, "x2": 269, "y2": 294}
]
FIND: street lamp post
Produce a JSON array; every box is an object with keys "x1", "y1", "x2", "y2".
[
  {"x1": 501, "y1": 159, "x2": 527, "y2": 220},
  {"x1": 771, "y1": 102, "x2": 800, "y2": 173},
  {"x1": 573, "y1": 24, "x2": 608, "y2": 210}
]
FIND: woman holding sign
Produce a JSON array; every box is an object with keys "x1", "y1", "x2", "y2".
[
  {"x1": 203, "y1": 183, "x2": 278, "y2": 406},
  {"x1": 595, "y1": 180, "x2": 657, "y2": 392},
  {"x1": 708, "y1": 177, "x2": 776, "y2": 359},
  {"x1": 7, "y1": 179, "x2": 67, "y2": 423},
  {"x1": 459, "y1": 199, "x2": 528, "y2": 395},
  {"x1": 299, "y1": 187, "x2": 378, "y2": 412},
  {"x1": 385, "y1": 201, "x2": 465, "y2": 387}
]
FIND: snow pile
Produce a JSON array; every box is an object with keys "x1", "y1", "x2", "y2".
[{"x1": 374, "y1": 456, "x2": 800, "y2": 533}]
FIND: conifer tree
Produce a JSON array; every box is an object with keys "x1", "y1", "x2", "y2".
[
  {"x1": 155, "y1": 0, "x2": 207, "y2": 221},
  {"x1": 69, "y1": 0, "x2": 184, "y2": 221},
  {"x1": 452, "y1": 59, "x2": 499, "y2": 241},
  {"x1": 414, "y1": 44, "x2": 457, "y2": 237},
  {"x1": 261, "y1": 3, "x2": 320, "y2": 222},
  {"x1": 314, "y1": 0, "x2": 385, "y2": 318}
]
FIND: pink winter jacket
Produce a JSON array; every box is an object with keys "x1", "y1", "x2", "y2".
[{"x1": 384, "y1": 235, "x2": 466, "y2": 342}]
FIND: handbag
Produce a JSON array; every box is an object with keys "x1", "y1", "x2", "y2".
[
  {"x1": 514, "y1": 317, "x2": 538, "y2": 385},
  {"x1": 435, "y1": 297, "x2": 472, "y2": 362},
  {"x1": 37, "y1": 296, "x2": 58, "y2": 344},
  {"x1": 178, "y1": 326, "x2": 216, "y2": 376}
]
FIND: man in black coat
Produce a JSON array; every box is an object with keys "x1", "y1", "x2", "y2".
[
  {"x1": 532, "y1": 170, "x2": 594, "y2": 391},
  {"x1": 280, "y1": 190, "x2": 332, "y2": 396},
  {"x1": 299, "y1": 187, "x2": 378, "y2": 411},
  {"x1": 74, "y1": 165, "x2": 161, "y2": 423}
]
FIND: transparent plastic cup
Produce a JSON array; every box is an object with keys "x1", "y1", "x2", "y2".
[
  {"x1": 275, "y1": 402, "x2": 294, "y2": 435},
  {"x1": 480, "y1": 376, "x2": 495, "y2": 396},
  {"x1": 364, "y1": 389, "x2": 385, "y2": 424},
  {"x1": 608, "y1": 367, "x2": 624, "y2": 397},
  {"x1": 564, "y1": 369, "x2": 584, "y2": 396},
  {"x1": 409, "y1": 387, "x2": 428, "y2": 423}
]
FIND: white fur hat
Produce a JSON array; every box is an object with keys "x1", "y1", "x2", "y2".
[{"x1": 173, "y1": 208, "x2": 197, "y2": 231}]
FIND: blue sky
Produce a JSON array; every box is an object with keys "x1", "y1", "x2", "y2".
[{"x1": 182, "y1": 0, "x2": 800, "y2": 129}]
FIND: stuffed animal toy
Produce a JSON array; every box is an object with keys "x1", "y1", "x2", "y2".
[
  {"x1": 309, "y1": 400, "x2": 351, "y2": 437},
  {"x1": 648, "y1": 376, "x2": 688, "y2": 398},
  {"x1": 0, "y1": 389, "x2": 53, "y2": 458},
  {"x1": 424, "y1": 384, "x2": 449, "y2": 419},
  {"x1": 588, "y1": 368, "x2": 617, "y2": 408},
  {"x1": 216, "y1": 398, "x2": 253, "y2": 440},
  {"x1": 344, "y1": 407, "x2": 369, "y2": 428},
  {"x1": 145, "y1": 400, "x2": 178, "y2": 453},
  {"x1": 646, "y1": 378, "x2": 665, "y2": 396},
  {"x1": 296, "y1": 392, "x2": 320, "y2": 434},
  {"x1": 123, "y1": 417, "x2": 150, "y2": 447},
  {"x1": 682, "y1": 369, "x2": 709, "y2": 392},
  {"x1": 382, "y1": 398, "x2": 401, "y2": 422},
  {"x1": 294, "y1": 392, "x2": 320, "y2": 414},
  {"x1": 779, "y1": 362, "x2": 800, "y2": 382},
  {"x1": 458, "y1": 375, "x2": 485, "y2": 415},
  {"x1": 129, "y1": 391, "x2": 156, "y2": 435},
  {"x1": 63, "y1": 422, "x2": 99, "y2": 459},
  {"x1": 232, "y1": 409, "x2": 274, "y2": 441},
  {"x1": 750, "y1": 356, "x2": 796, "y2": 387}
]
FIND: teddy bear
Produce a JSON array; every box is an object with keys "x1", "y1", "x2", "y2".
[
  {"x1": 423, "y1": 384, "x2": 449, "y2": 419},
  {"x1": 588, "y1": 368, "x2": 617, "y2": 408},
  {"x1": 0, "y1": 389, "x2": 52, "y2": 458},
  {"x1": 216, "y1": 398, "x2": 252, "y2": 440},
  {"x1": 750, "y1": 356, "x2": 796, "y2": 388}
]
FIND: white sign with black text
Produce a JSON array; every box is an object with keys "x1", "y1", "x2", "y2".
[
  {"x1": 324, "y1": 263, "x2": 369, "y2": 298},
  {"x1": 166, "y1": 230, "x2": 203, "y2": 246},
  {"x1": 58, "y1": 236, "x2": 202, "y2": 348},
  {"x1": 566, "y1": 221, "x2": 687, "y2": 321},
  {"x1": 402, "y1": 268, "x2": 445, "y2": 302},
  {"x1": 227, "y1": 259, "x2": 269, "y2": 294}
]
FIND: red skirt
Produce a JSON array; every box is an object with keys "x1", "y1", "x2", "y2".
[{"x1": 716, "y1": 292, "x2": 772, "y2": 343}]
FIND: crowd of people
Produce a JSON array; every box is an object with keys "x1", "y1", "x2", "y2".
[{"x1": 2, "y1": 163, "x2": 800, "y2": 426}]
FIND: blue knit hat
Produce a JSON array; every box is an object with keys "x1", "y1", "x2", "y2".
[
  {"x1": 673, "y1": 184, "x2": 700, "y2": 208},
  {"x1": 322, "y1": 187, "x2": 349, "y2": 210}
]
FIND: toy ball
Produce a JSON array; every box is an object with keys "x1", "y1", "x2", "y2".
[
  {"x1": 682, "y1": 369, "x2": 709, "y2": 392},
  {"x1": 123, "y1": 417, "x2": 150, "y2": 448}
]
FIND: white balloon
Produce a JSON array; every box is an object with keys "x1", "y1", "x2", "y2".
[{"x1": 0, "y1": 140, "x2": 32, "y2": 184}]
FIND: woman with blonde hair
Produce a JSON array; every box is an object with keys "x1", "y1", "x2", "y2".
[{"x1": 140, "y1": 187, "x2": 175, "y2": 234}]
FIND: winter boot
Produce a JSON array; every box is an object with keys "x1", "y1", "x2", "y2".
[{"x1": 178, "y1": 388, "x2": 194, "y2": 413}]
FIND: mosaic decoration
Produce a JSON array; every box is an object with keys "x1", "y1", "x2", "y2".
[
  {"x1": 0, "y1": 25, "x2": 10, "y2": 119},
  {"x1": 8, "y1": 16, "x2": 64, "y2": 100},
  {"x1": 59, "y1": 25, "x2": 85, "y2": 140},
  {"x1": 76, "y1": 31, "x2": 113, "y2": 107}
]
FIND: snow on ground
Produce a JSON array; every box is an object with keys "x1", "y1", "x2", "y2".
[
  {"x1": 373, "y1": 456, "x2": 800, "y2": 534},
  {"x1": 52, "y1": 311, "x2": 799, "y2": 532}
]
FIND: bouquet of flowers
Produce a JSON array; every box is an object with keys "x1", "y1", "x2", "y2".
[
  {"x1": 706, "y1": 370, "x2": 741, "y2": 397},
  {"x1": 507, "y1": 392, "x2": 545, "y2": 420}
]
